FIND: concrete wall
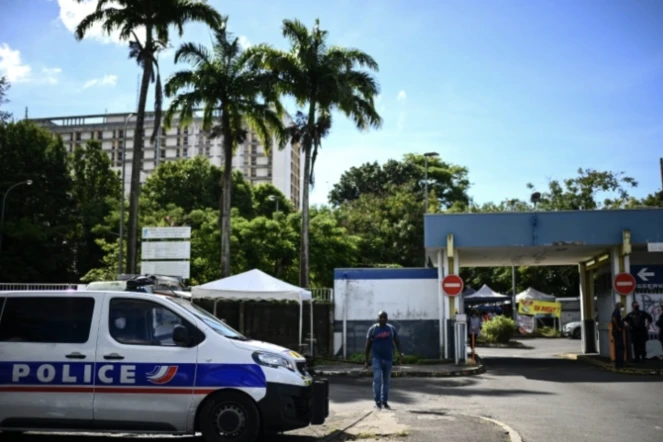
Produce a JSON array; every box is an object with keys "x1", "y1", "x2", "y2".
[{"x1": 333, "y1": 268, "x2": 440, "y2": 359}]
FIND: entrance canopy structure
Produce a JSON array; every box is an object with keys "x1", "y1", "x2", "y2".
[
  {"x1": 516, "y1": 287, "x2": 555, "y2": 302},
  {"x1": 191, "y1": 269, "x2": 313, "y2": 352},
  {"x1": 424, "y1": 208, "x2": 663, "y2": 359}
]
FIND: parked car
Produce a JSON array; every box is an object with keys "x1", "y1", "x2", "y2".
[{"x1": 563, "y1": 321, "x2": 582, "y2": 339}]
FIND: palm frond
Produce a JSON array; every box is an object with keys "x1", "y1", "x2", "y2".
[
  {"x1": 164, "y1": 70, "x2": 198, "y2": 97},
  {"x1": 75, "y1": 7, "x2": 127, "y2": 41},
  {"x1": 168, "y1": 1, "x2": 224, "y2": 37},
  {"x1": 282, "y1": 18, "x2": 311, "y2": 48},
  {"x1": 174, "y1": 42, "x2": 211, "y2": 68},
  {"x1": 326, "y1": 47, "x2": 379, "y2": 71}
]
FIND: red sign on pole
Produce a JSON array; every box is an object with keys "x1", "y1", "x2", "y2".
[
  {"x1": 613, "y1": 272, "x2": 636, "y2": 295},
  {"x1": 442, "y1": 274, "x2": 464, "y2": 297}
]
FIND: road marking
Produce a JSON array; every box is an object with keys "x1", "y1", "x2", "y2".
[{"x1": 478, "y1": 416, "x2": 523, "y2": 442}]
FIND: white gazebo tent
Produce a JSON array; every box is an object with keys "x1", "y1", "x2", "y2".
[
  {"x1": 191, "y1": 269, "x2": 313, "y2": 353},
  {"x1": 464, "y1": 284, "x2": 509, "y2": 302},
  {"x1": 515, "y1": 287, "x2": 556, "y2": 303}
]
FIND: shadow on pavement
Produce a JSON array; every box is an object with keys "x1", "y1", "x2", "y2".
[
  {"x1": 9, "y1": 433, "x2": 318, "y2": 442},
  {"x1": 327, "y1": 376, "x2": 553, "y2": 405},
  {"x1": 480, "y1": 357, "x2": 663, "y2": 383}
]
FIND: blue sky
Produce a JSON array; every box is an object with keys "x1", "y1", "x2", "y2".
[{"x1": 1, "y1": 0, "x2": 662, "y2": 206}]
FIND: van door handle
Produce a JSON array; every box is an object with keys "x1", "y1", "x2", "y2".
[
  {"x1": 103, "y1": 353, "x2": 125, "y2": 360},
  {"x1": 65, "y1": 352, "x2": 86, "y2": 359}
]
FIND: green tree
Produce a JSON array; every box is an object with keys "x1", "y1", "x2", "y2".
[
  {"x1": 458, "y1": 168, "x2": 639, "y2": 297},
  {"x1": 70, "y1": 140, "x2": 122, "y2": 279},
  {"x1": 330, "y1": 153, "x2": 470, "y2": 208},
  {"x1": 335, "y1": 184, "x2": 438, "y2": 268},
  {"x1": 75, "y1": 0, "x2": 223, "y2": 275},
  {"x1": 0, "y1": 122, "x2": 74, "y2": 282},
  {"x1": 141, "y1": 158, "x2": 255, "y2": 218},
  {"x1": 165, "y1": 16, "x2": 286, "y2": 277},
  {"x1": 253, "y1": 183, "x2": 293, "y2": 218},
  {"x1": 260, "y1": 18, "x2": 382, "y2": 287},
  {"x1": 0, "y1": 76, "x2": 11, "y2": 124}
]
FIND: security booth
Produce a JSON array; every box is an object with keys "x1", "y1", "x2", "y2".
[{"x1": 424, "y1": 208, "x2": 663, "y2": 359}]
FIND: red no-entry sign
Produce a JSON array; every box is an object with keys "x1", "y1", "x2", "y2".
[
  {"x1": 613, "y1": 272, "x2": 636, "y2": 295},
  {"x1": 442, "y1": 274, "x2": 464, "y2": 297}
]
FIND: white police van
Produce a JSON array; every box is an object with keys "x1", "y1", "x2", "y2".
[{"x1": 0, "y1": 291, "x2": 328, "y2": 441}]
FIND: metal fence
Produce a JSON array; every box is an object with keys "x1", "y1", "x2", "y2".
[{"x1": 309, "y1": 288, "x2": 333, "y2": 302}]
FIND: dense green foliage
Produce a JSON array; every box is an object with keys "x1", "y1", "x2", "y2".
[
  {"x1": 482, "y1": 316, "x2": 518, "y2": 344},
  {"x1": 0, "y1": 119, "x2": 661, "y2": 289},
  {"x1": 0, "y1": 122, "x2": 120, "y2": 282}
]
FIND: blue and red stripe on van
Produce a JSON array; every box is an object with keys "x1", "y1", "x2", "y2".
[{"x1": 0, "y1": 362, "x2": 266, "y2": 393}]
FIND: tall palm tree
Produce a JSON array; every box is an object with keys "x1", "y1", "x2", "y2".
[
  {"x1": 258, "y1": 18, "x2": 382, "y2": 287},
  {"x1": 164, "y1": 17, "x2": 286, "y2": 277},
  {"x1": 74, "y1": 0, "x2": 222, "y2": 274}
]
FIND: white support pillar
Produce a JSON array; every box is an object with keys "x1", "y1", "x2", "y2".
[
  {"x1": 442, "y1": 249, "x2": 460, "y2": 359},
  {"x1": 437, "y1": 249, "x2": 445, "y2": 359}
]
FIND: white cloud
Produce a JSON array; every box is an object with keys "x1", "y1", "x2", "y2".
[
  {"x1": 238, "y1": 36, "x2": 252, "y2": 50},
  {"x1": 397, "y1": 90, "x2": 407, "y2": 102},
  {"x1": 0, "y1": 44, "x2": 62, "y2": 85},
  {"x1": 57, "y1": 0, "x2": 143, "y2": 45},
  {"x1": 41, "y1": 67, "x2": 63, "y2": 84},
  {"x1": 0, "y1": 43, "x2": 32, "y2": 83},
  {"x1": 83, "y1": 74, "x2": 118, "y2": 89}
]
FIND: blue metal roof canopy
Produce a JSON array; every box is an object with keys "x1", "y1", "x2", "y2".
[{"x1": 424, "y1": 208, "x2": 663, "y2": 267}]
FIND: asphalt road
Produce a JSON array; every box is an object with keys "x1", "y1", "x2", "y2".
[{"x1": 6, "y1": 339, "x2": 663, "y2": 442}]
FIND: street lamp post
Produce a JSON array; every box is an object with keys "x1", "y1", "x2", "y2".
[
  {"x1": 423, "y1": 152, "x2": 439, "y2": 267},
  {"x1": 0, "y1": 179, "x2": 34, "y2": 267},
  {"x1": 118, "y1": 112, "x2": 135, "y2": 277},
  {"x1": 423, "y1": 152, "x2": 439, "y2": 214},
  {"x1": 268, "y1": 195, "x2": 279, "y2": 214}
]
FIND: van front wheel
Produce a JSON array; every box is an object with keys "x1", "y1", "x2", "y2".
[{"x1": 200, "y1": 391, "x2": 261, "y2": 442}]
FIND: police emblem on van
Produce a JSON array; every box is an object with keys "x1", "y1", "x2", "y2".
[{"x1": 146, "y1": 365, "x2": 179, "y2": 384}]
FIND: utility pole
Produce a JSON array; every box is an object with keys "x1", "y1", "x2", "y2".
[{"x1": 659, "y1": 158, "x2": 662, "y2": 190}]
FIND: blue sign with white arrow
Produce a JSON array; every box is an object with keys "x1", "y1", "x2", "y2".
[{"x1": 630, "y1": 265, "x2": 663, "y2": 291}]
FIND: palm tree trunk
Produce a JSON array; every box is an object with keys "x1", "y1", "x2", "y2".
[
  {"x1": 126, "y1": 30, "x2": 153, "y2": 274},
  {"x1": 299, "y1": 102, "x2": 316, "y2": 288},
  {"x1": 219, "y1": 111, "x2": 233, "y2": 277}
]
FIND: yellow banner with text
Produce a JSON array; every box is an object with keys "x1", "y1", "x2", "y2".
[{"x1": 518, "y1": 299, "x2": 562, "y2": 318}]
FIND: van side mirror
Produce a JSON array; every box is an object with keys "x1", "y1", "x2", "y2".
[{"x1": 172, "y1": 325, "x2": 190, "y2": 346}]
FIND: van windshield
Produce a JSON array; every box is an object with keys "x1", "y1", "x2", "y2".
[{"x1": 165, "y1": 297, "x2": 247, "y2": 340}]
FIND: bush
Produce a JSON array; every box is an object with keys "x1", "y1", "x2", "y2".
[
  {"x1": 535, "y1": 326, "x2": 561, "y2": 338},
  {"x1": 482, "y1": 316, "x2": 517, "y2": 344}
]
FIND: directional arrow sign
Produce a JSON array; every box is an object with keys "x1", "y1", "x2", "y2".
[
  {"x1": 637, "y1": 267, "x2": 655, "y2": 282},
  {"x1": 630, "y1": 265, "x2": 663, "y2": 291}
]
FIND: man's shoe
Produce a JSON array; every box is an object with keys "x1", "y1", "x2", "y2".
[
  {"x1": 374, "y1": 403, "x2": 382, "y2": 410},
  {"x1": 382, "y1": 402, "x2": 391, "y2": 410}
]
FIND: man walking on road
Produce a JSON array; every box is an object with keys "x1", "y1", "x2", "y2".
[
  {"x1": 365, "y1": 311, "x2": 404, "y2": 410},
  {"x1": 625, "y1": 301, "x2": 653, "y2": 363}
]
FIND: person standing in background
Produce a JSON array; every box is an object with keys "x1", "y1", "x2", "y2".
[
  {"x1": 612, "y1": 302, "x2": 625, "y2": 369},
  {"x1": 624, "y1": 301, "x2": 653, "y2": 363}
]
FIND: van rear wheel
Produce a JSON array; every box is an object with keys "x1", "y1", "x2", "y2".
[{"x1": 200, "y1": 391, "x2": 261, "y2": 442}]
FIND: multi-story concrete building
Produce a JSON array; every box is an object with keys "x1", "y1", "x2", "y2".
[{"x1": 31, "y1": 111, "x2": 304, "y2": 209}]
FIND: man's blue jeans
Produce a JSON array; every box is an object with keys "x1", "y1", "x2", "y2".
[{"x1": 372, "y1": 357, "x2": 393, "y2": 404}]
